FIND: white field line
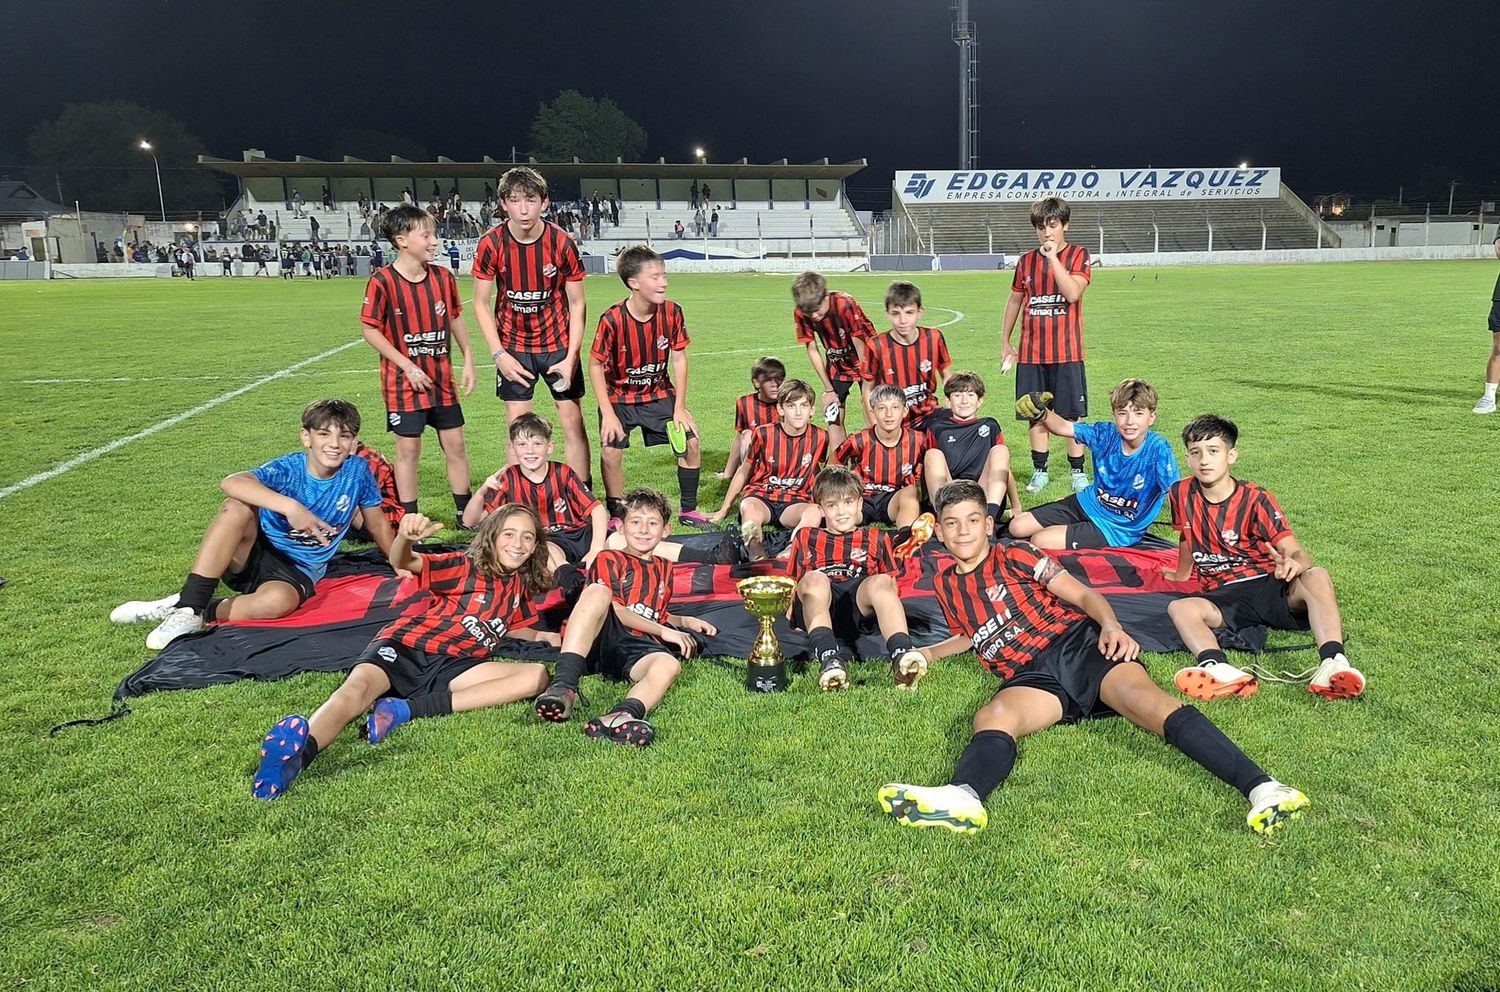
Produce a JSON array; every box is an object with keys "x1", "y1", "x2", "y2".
[
  {"x1": 694, "y1": 307, "x2": 965, "y2": 359},
  {"x1": 0, "y1": 341, "x2": 361, "y2": 501}
]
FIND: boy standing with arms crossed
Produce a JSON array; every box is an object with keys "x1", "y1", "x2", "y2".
[
  {"x1": 792, "y1": 272, "x2": 876, "y2": 449},
  {"x1": 1000, "y1": 197, "x2": 1093, "y2": 495},
  {"x1": 359, "y1": 204, "x2": 476, "y2": 521},
  {"x1": 472, "y1": 167, "x2": 592, "y2": 482}
]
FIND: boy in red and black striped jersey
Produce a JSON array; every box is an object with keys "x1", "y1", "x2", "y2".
[
  {"x1": 463, "y1": 413, "x2": 606, "y2": 571},
  {"x1": 250, "y1": 505, "x2": 558, "y2": 800},
  {"x1": 709, "y1": 379, "x2": 828, "y2": 560},
  {"x1": 864, "y1": 281, "x2": 952, "y2": 429},
  {"x1": 589, "y1": 245, "x2": 708, "y2": 527},
  {"x1": 1164, "y1": 415, "x2": 1363, "y2": 703},
  {"x1": 877, "y1": 480, "x2": 1309, "y2": 836},
  {"x1": 835, "y1": 384, "x2": 927, "y2": 528},
  {"x1": 471, "y1": 167, "x2": 592, "y2": 483},
  {"x1": 787, "y1": 468, "x2": 929, "y2": 690},
  {"x1": 1000, "y1": 197, "x2": 1094, "y2": 496},
  {"x1": 358, "y1": 205, "x2": 477, "y2": 522},
  {"x1": 792, "y1": 271, "x2": 876, "y2": 449},
  {"x1": 717, "y1": 356, "x2": 785, "y2": 480},
  {"x1": 533, "y1": 489, "x2": 718, "y2": 745},
  {"x1": 923, "y1": 371, "x2": 1021, "y2": 536}
]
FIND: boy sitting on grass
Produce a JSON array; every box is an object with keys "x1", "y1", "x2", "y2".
[
  {"x1": 922, "y1": 371, "x2": 1021, "y2": 536},
  {"x1": 835, "y1": 384, "x2": 928, "y2": 530},
  {"x1": 111, "y1": 399, "x2": 393, "y2": 650},
  {"x1": 1165, "y1": 414, "x2": 1364, "y2": 702},
  {"x1": 532, "y1": 488, "x2": 717, "y2": 745},
  {"x1": 877, "y1": 480, "x2": 1310, "y2": 836},
  {"x1": 787, "y1": 467, "x2": 929, "y2": 691}
]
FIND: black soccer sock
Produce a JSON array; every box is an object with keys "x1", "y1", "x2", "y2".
[
  {"x1": 606, "y1": 497, "x2": 626, "y2": 519},
  {"x1": 1067, "y1": 454, "x2": 1086, "y2": 472},
  {"x1": 885, "y1": 632, "x2": 915, "y2": 658},
  {"x1": 552, "y1": 652, "x2": 587, "y2": 691},
  {"x1": 987, "y1": 502, "x2": 1004, "y2": 528},
  {"x1": 178, "y1": 573, "x2": 218, "y2": 616},
  {"x1": 677, "y1": 467, "x2": 701, "y2": 512},
  {"x1": 1318, "y1": 640, "x2": 1345, "y2": 661},
  {"x1": 1162, "y1": 705, "x2": 1272, "y2": 798},
  {"x1": 553, "y1": 563, "x2": 586, "y2": 599},
  {"x1": 609, "y1": 697, "x2": 648, "y2": 720},
  {"x1": 399, "y1": 499, "x2": 419, "y2": 515},
  {"x1": 205, "y1": 597, "x2": 229, "y2": 622},
  {"x1": 808, "y1": 626, "x2": 840, "y2": 661},
  {"x1": 948, "y1": 730, "x2": 1017, "y2": 802},
  {"x1": 407, "y1": 692, "x2": 454, "y2": 720},
  {"x1": 301, "y1": 734, "x2": 321, "y2": 768},
  {"x1": 452, "y1": 492, "x2": 472, "y2": 515},
  {"x1": 1196, "y1": 648, "x2": 1229, "y2": 667},
  {"x1": 1031, "y1": 450, "x2": 1048, "y2": 472}
]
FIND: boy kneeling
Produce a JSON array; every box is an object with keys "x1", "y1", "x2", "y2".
[
  {"x1": 533, "y1": 488, "x2": 717, "y2": 745},
  {"x1": 877, "y1": 480, "x2": 1309, "y2": 835}
]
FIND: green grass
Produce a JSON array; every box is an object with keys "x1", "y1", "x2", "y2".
[{"x1": 2, "y1": 263, "x2": 1499, "y2": 990}]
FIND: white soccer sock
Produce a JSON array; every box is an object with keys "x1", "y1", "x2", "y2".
[
  {"x1": 1247, "y1": 780, "x2": 1284, "y2": 807},
  {"x1": 1484, "y1": 383, "x2": 1497, "y2": 401}
]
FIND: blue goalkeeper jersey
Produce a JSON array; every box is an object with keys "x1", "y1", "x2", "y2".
[
  {"x1": 1071, "y1": 421, "x2": 1180, "y2": 547},
  {"x1": 251, "y1": 451, "x2": 382, "y2": 582}
]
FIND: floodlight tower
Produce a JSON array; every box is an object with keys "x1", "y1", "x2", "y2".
[{"x1": 951, "y1": 0, "x2": 980, "y2": 169}]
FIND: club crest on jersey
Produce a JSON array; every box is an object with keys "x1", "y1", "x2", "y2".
[
  {"x1": 919, "y1": 359, "x2": 933, "y2": 373},
  {"x1": 985, "y1": 584, "x2": 1006, "y2": 603},
  {"x1": 850, "y1": 548, "x2": 867, "y2": 561},
  {"x1": 378, "y1": 646, "x2": 397, "y2": 663},
  {"x1": 1222, "y1": 528, "x2": 1240, "y2": 544},
  {"x1": 801, "y1": 453, "x2": 813, "y2": 467},
  {"x1": 434, "y1": 300, "x2": 446, "y2": 317},
  {"x1": 388, "y1": 412, "x2": 401, "y2": 426},
  {"x1": 1132, "y1": 473, "x2": 1145, "y2": 490},
  {"x1": 977, "y1": 424, "x2": 991, "y2": 437},
  {"x1": 335, "y1": 495, "x2": 352, "y2": 513},
  {"x1": 901, "y1": 463, "x2": 914, "y2": 476},
  {"x1": 657, "y1": 336, "x2": 670, "y2": 350},
  {"x1": 553, "y1": 497, "x2": 567, "y2": 514},
  {"x1": 543, "y1": 263, "x2": 558, "y2": 278}
]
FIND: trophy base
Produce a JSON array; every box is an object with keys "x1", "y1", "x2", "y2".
[{"x1": 745, "y1": 660, "x2": 789, "y2": 693}]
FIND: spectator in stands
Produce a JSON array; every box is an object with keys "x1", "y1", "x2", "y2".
[
  {"x1": 358, "y1": 191, "x2": 370, "y2": 218},
  {"x1": 222, "y1": 250, "x2": 233, "y2": 277},
  {"x1": 256, "y1": 210, "x2": 268, "y2": 238},
  {"x1": 702, "y1": 183, "x2": 712, "y2": 204},
  {"x1": 674, "y1": 219, "x2": 685, "y2": 239},
  {"x1": 484, "y1": 181, "x2": 494, "y2": 201},
  {"x1": 610, "y1": 194, "x2": 620, "y2": 227},
  {"x1": 690, "y1": 180, "x2": 700, "y2": 209},
  {"x1": 711, "y1": 209, "x2": 720, "y2": 237},
  {"x1": 268, "y1": 220, "x2": 278, "y2": 242},
  {"x1": 693, "y1": 206, "x2": 705, "y2": 236},
  {"x1": 292, "y1": 187, "x2": 306, "y2": 218},
  {"x1": 322, "y1": 185, "x2": 334, "y2": 210},
  {"x1": 14, "y1": 247, "x2": 31, "y2": 261},
  {"x1": 401, "y1": 187, "x2": 414, "y2": 206},
  {"x1": 310, "y1": 215, "x2": 321, "y2": 244},
  {"x1": 431, "y1": 182, "x2": 442, "y2": 201}
]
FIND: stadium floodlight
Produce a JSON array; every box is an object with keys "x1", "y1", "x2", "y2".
[
  {"x1": 1240, "y1": 161, "x2": 1250, "y2": 170},
  {"x1": 694, "y1": 147, "x2": 706, "y2": 163},
  {"x1": 139, "y1": 140, "x2": 166, "y2": 223}
]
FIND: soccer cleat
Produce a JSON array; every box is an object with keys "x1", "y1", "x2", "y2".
[
  {"x1": 1308, "y1": 653, "x2": 1365, "y2": 700},
  {"x1": 677, "y1": 509, "x2": 712, "y2": 528},
  {"x1": 741, "y1": 519, "x2": 767, "y2": 562},
  {"x1": 584, "y1": 712, "x2": 655, "y2": 747},
  {"x1": 1246, "y1": 782, "x2": 1309, "y2": 835},
  {"x1": 1473, "y1": 395, "x2": 1496, "y2": 414},
  {"x1": 1070, "y1": 470, "x2": 1091, "y2": 493},
  {"x1": 366, "y1": 698, "x2": 411, "y2": 744},
  {"x1": 665, "y1": 420, "x2": 689, "y2": 457},
  {"x1": 878, "y1": 782, "x2": 988, "y2": 833},
  {"x1": 251, "y1": 715, "x2": 310, "y2": 800},
  {"x1": 534, "y1": 682, "x2": 578, "y2": 722},
  {"x1": 891, "y1": 649, "x2": 928, "y2": 688},
  {"x1": 818, "y1": 654, "x2": 850, "y2": 691},
  {"x1": 1025, "y1": 470, "x2": 1050, "y2": 493},
  {"x1": 145, "y1": 607, "x2": 205, "y2": 651},
  {"x1": 1175, "y1": 661, "x2": 1259, "y2": 700},
  {"x1": 893, "y1": 512, "x2": 936, "y2": 559},
  {"x1": 110, "y1": 593, "x2": 181, "y2": 625}
]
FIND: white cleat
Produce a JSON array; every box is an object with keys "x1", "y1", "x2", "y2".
[
  {"x1": 878, "y1": 782, "x2": 988, "y2": 833},
  {"x1": 892, "y1": 649, "x2": 928, "y2": 688},
  {"x1": 1174, "y1": 660, "x2": 1259, "y2": 700},
  {"x1": 1473, "y1": 395, "x2": 1495, "y2": 414},
  {"x1": 110, "y1": 593, "x2": 181, "y2": 625},
  {"x1": 1308, "y1": 653, "x2": 1365, "y2": 700},
  {"x1": 146, "y1": 607, "x2": 205, "y2": 651},
  {"x1": 1247, "y1": 781, "x2": 1309, "y2": 835}
]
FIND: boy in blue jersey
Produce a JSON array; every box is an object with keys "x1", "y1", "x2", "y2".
[
  {"x1": 1008, "y1": 379, "x2": 1178, "y2": 550},
  {"x1": 110, "y1": 399, "x2": 395, "y2": 650}
]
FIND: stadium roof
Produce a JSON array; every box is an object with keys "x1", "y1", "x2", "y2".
[
  {"x1": 198, "y1": 152, "x2": 866, "y2": 182},
  {"x1": 0, "y1": 180, "x2": 67, "y2": 219}
]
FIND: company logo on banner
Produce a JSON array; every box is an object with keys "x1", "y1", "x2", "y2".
[{"x1": 896, "y1": 168, "x2": 1281, "y2": 203}]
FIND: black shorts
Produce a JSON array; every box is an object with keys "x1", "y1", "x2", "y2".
[
  {"x1": 602, "y1": 395, "x2": 696, "y2": 450},
  {"x1": 385, "y1": 403, "x2": 465, "y2": 437},
  {"x1": 743, "y1": 493, "x2": 808, "y2": 526},
  {"x1": 1016, "y1": 361, "x2": 1088, "y2": 420},
  {"x1": 1488, "y1": 299, "x2": 1500, "y2": 333},
  {"x1": 862, "y1": 491, "x2": 896, "y2": 525},
  {"x1": 829, "y1": 377, "x2": 859, "y2": 405},
  {"x1": 1026, "y1": 493, "x2": 1108, "y2": 549},
  {"x1": 496, "y1": 348, "x2": 585, "y2": 402},
  {"x1": 358, "y1": 637, "x2": 556, "y2": 699},
  {"x1": 547, "y1": 524, "x2": 594, "y2": 563},
  {"x1": 585, "y1": 612, "x2": 682, "y2": 681},
  {"x1": 1202, "y1": 575, "x2": 1309, "y2": 635},
  {"x1": 223, "y1": 533, "x2": 317, "y2": 605},
  {"x1": 791, "y1": 576, "x2": 876, "y2": 643},
  {"x1": 997, "y1": 622, "x2": 1140, "y2": 724}
]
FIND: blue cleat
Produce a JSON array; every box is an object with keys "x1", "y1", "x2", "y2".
[
  {"x1": 252, "y1": 715, "x2": 310, "y2": 801},
  {"x1": 366, "y1": 698, "x2": 412, "y2": 745}
]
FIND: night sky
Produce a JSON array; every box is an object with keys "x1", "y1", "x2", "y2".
[{"x1": 4, "y1": 0, "x2": 1496, "y2": 210}]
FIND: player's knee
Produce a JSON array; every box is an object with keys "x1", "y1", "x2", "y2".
[
  {"x1": 866, "y1": 573, "x2": 897, "y2": 597},
  {"x1": 798, "y1": 570, "x2": 831, "y2": 595},
  {"x1": 218, "y1": 497, "x2": 256, "y2": 522},
  {"x1": 578, "y1": 583, "x2": 613, "y2": 610},
  {"x1": 1007, "y1": 514, "x2": 1034, "y2": 537},
  {"x1": 650, "y1": 655, "x2": 682, "y2": 680},
  {"x1": 973, "y1": 698, "x2": 1018, "y2": 735},
  {"x1": 601, "y1": 446, "x2": 624, "y2": 466},
  {"x1": 1167, "y1": 596, "x2": 1206, "y2": 626}
]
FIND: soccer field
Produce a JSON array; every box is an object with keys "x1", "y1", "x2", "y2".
[{"x1": 2, "y1": 263, "x2": 1498, "y2": 990}]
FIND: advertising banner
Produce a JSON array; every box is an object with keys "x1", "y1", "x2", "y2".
[{"x1": 895, "y1": 168, "x2": 1281, "y2": 204}]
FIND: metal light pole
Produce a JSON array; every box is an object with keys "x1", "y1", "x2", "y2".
[{"x1": 139, "y1": 140, "x2": 166, "y2": 222}]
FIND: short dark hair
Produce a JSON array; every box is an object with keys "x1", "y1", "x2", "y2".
[
  {"x1": 812, "y1": 466, "x2": 863, "y2": 505},
  {"x1": 1182, "y1": 414, "x2": 1238, "y2": 448},
  {"x1": 380, "y1": 204, "x2": 433, "y2": 247},
  {"x1": 778, "y1": 378, "x2": 816, "y2": 407},
  {"x1": 791, "y1": 271, "x2": 828, "y2": 313},
  {"x1": 868, "y1": 384, "x2": 906, "y2": 408},
  {"x1": 884, "y1": 280, "x2": 922, "y2": 310},
  {"x1": 620, "y1": 487, "x2": 671, "y2": 524},
  {"x1": 302, "y1": 398, "x2": 360, "y2": 434},
  {"x1": 1029, "y1": 196, "x2": 1070, "y2": 229},
  {"x1": 509, "y1": 412, "x2": 553, "y2": 442},
  {"x1": 751, "y1": 356, "x2": 786, "y2": 384},
  {"x1": 945, "y1": 370, "x2": 986, "y2": 398},
  {"x1": 616, "y1": 244, "x2": 663, "y2": 286},
  {"x1": 934, "y1": 479, "x2": 986, "y2": 517},
  {"x1": 498, "y1": 166, "x2": 548, "y2": 201}
]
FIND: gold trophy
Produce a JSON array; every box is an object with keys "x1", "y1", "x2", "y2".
[{"x1": 737, "y1": 575, "x2": 798, "y2": 692}]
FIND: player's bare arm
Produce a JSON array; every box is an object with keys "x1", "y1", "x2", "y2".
[
  {"x1": 670, "y1": 348, "x2": 698, "y2": 434},
  {"x1": 921, "y1": 634, "x2": 974, "y2": 663},
  {"x1": 1043, "y1": 245, "x2": 1087, "y2": 303},
  {"x1": 710, "y1": 461, "x2": 754, "y2": 521},
  {"x1": 390, "y1": 513, "x2": 444, "y2": 574},
  {"x1": 220, "y1": 472, "x2": 338, "y2": 545},
  {"x1": 613, "y1": 602, "x2": 699, "y2": 657},
  {"x1": 449, "y1": 314, "x2": 477, "y2": 396},
  {"x1": 588, "y1": 356, "x2": 625, "y2": 444},
  {"x1": 549, "y1": 279, "x2": 587, "y2": 391},
  {"x1": 359, "y1": 324, "x2": 432, "y2": 393},
  {"x1": 1000, "y1": 290, "x2": 1023, "y2": 367},
  {"x1": 472, "y1": 277, "x2": 534, "y2": 385},
  {"x1": 1046, "y1": 569, "x2": 1140, "y2": 662},
  {"x1": 1163, "y1": 536, "x2": 1195, "y2": 582},
  {"x1": 1266, "y1": 535, "x2": 1312, "y2": 582},
  {"x1": 584, "y1": 503, "x2": 609, "y2": 567},
  {"x1": 805, "y1": 340, "x2": 835, "y2": 393}
]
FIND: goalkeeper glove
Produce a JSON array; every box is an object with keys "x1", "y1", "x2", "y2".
[{"x1": 1015, "y1": 391, "x2": 1054, "y2": 423}]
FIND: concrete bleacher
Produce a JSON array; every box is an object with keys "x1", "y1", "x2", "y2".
[{"x1": 899, "y1": 187, "x2": 1336, "y2": 256}]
